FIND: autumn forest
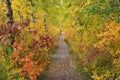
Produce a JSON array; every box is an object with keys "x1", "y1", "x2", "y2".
[{"x1": 0, "y1": 0, "x2": 120, "y2": 80}]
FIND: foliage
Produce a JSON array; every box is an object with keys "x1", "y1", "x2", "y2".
[
  {"x1": 1, "y1": 0, "x2": 120, "y2": 80},
  {"x1": 0, "y1": 19, "x2": 59, "y2": 80},
  {"x1": 0, "y1": 0, "x2": 60, "y2": 80},
  {"x1": 63, "y1": 0, "x2": 120, "y2": 80}
]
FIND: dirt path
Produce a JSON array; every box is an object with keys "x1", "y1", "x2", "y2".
[{"x1": 47, "y1": 34, "x2": 81, "y2": 80}]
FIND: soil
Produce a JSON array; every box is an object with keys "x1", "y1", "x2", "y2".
[{"x1": 47, "y1": 34, "x2": 82, "y2": 80}]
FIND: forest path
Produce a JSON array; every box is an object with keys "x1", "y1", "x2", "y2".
[{"x1": 47, "y1": 34, "x2": 82, "y2": 80}]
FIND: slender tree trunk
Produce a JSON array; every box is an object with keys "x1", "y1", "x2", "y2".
[
  {"x1": 31, "y1": 14, "x2": 35, "y2": 23},
  {"x1": 44, "y1": 18, "x2": 48, "y2": 32},
  {"x1": 29, "y1": 0, "x2": 35, "y2": 23},
  {"x1": 18, "y1": 10, "x2": 22, "y2": 21},
  {"x1": 5, "y1": 0, "x2": 13, "y2": 25},
  {"x1": 5, "y1": 0, "x2": 14, "y2": 44},
  {"x1": 117, "y1": 0, "x2": 120, "y2": 7}
]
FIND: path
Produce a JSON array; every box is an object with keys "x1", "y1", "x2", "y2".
[{"x1": 47, "y1": 34, "x2": 81, "y2": 80}]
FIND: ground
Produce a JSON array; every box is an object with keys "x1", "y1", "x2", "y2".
[{"x1": 46, "y1": 34, "x2": 82, "y2": 80}]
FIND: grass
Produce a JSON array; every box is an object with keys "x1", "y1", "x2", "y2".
[
  {"x1": 65, "y1": 39, "x2": 93, "y2": 80},
  {"x1": 37, "y1": 45, "x2": 58, "y2": 80}
]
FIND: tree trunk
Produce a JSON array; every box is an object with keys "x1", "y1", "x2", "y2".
[
  {"x1": 31, "y1": 14, "x2": 35, "y2": 23},
  {"x1": 117, "y1": 0, "x2": 120, "y2": 7},
  {"x1": 29, "y1": 0, "x2": 35, "y2": 23},
  {"x1": 5, "y1": 0, "x2": 14, "y2": 44},
  {"x1": 5, "y1": 0, "x2": 13, "y2": 25},
  {"x1": 18, "y1": 10, "x2": 22, "y2": 21},
  {"x1": 44, "y1": 18, "x2": 48, "y2": 32}
]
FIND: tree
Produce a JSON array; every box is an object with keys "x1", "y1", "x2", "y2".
[
  {"x1": 5, "y1": 0, "x2": 13, "y2": 25},
  {"x1": 29, "y1": 0, "x2": 35, "y2": 23}
]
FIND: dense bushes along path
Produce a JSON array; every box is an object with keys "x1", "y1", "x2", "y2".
[{"x1": 46, "y1": 34, "x2": 82, "y2": 80}]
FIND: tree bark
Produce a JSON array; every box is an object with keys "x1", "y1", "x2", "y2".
[
  {"x1": 5, "y1": 0, "x2": 13, "y2": 25},
  {"x1": 44, "y1": 18, "x2": 48, "y2": 32},
  {"x1": 31, "y1": 14, "x2": 35, "y2": 23},
  {"x1": 18, "y1": 10, "x2": 22, "y2": 21},
  {"x1": 29, "y1": 0, "x2": 35, "y2": 23},
  {"x1": 117, "y1": 0, "x2": 120, "y2": 7},
  {"x1": 5, "y1": 0, "x2": 14, "y2": 44}
]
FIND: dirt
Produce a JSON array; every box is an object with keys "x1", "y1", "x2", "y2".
[{"x1": 47, "y1": 34, "x2": 82, "y2": 80}]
